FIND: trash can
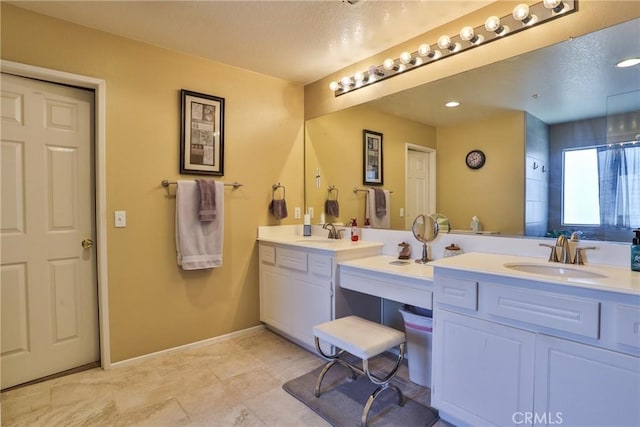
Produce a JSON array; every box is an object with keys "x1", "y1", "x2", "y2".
[{"x1": 399, "y1": 305, "x2": 433, "y2": 388}]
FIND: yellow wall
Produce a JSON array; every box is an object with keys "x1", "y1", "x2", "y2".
[
  {"x1": 437, "y1": 111, "x2": 525, "y2": 234},
  {"x1": 1, "y1": 4, "x2": 304, "y2": 362},
  {"x1": 305, "y1": 105, "x2": 436, "y2": 230}
]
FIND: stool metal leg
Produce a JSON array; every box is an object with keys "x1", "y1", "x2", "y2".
[
  {"x1": 314, "y1": 336, "x2": 358, "y2": 397},
  {"x1": 360, "y1": 343, "x2": 406, "y2": 427},
  {"x1": 361, "y1": 383, "x2": 405, "y2": 427}
]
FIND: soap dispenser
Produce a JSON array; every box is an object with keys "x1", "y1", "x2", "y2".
[
  {"x1": 632, "y1": 229, "x2": 640, "y2": 272},
  {"x1": 351, "y1": 218, "x2": 359, "y2": 242}
]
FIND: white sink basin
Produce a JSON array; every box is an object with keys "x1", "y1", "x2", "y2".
[{"x1": 503, "y1": 263, "x2": 607, "y2": 279}]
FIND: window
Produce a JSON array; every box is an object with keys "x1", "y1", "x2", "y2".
[
  {"x1": 563, "y1": 144, "x2": 640, "y2": 228},
  {"x1": 563, "y1": 148, "x2": 600, "y2": 225}
]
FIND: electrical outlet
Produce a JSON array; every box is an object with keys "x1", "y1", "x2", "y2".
[
  {"x1": 294, "y1": 207, "x2": 301, "y2": 219},
  {"x1": 308, "y1": 207, "x2": 314, "y2": 218},
  {"x1": 115, "y1": 210, "x2": 126, "y2": 228}
]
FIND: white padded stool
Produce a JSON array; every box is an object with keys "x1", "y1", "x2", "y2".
[{"x1": 312, "y1": 315, "x2": 406, "y2": 427}]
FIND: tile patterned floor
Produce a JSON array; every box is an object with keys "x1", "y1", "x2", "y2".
[
  {"x1": 1, "y1": 327, "x2": 446, "y2": 426},
  {"x1": 2, "y1": 328, "x2": 331, "y2": 426}
]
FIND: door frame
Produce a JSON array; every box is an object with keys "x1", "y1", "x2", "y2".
[
  {"x1": 2, "y1": 60, "x2": 111, "y2": 369},
  {"x1": 405, "y1": 143, "x2": 437, "y2": 227}
]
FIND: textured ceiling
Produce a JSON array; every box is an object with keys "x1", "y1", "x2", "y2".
[{"x1": 8, "y1": 0, "x2": 493, "y2": 84}]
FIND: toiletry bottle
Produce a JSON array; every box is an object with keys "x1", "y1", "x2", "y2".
[
  {"x1": 351, "y1": 218, "x2": 358, "y2": 242},
  {"x1": 303, "y1": 214, "x2": 311, "y2": 237},
  {"x1": 632, "y1": 229, "x2": 640, "y2": 272}
]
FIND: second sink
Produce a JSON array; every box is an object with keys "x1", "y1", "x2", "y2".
[{"x1": 503, "y1": 263, "x2": 607, "y2": 279}]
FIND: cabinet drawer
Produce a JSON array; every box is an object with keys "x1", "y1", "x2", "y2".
[
  {"x1": 276, "y1": 247, "x2": 308, "y2": 272},
  {"x1": 309, "y1": 254, "x2": 333, "y2": 278},
  {"x1": 615, "y1": 304, "x2": 640, "y2": 349},
  {"x1": 485, "y1": 284, "x2": 600, "y2": 338},
  {"x1": 260, "y1": 245, "x2": 275, "y2": 265},
  {"x1": 435, "y1": 276, "x2": 478, "y2": 311}
]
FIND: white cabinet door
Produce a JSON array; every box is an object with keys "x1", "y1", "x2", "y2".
[
  {"x1": 535, "y1": 334, "x2": 640, "y2": 427},
  {"x1": 291, "y1": 276, "x2": 332, "y2": 350},
  {"x1": 433, "y1": 309, "x2": 536, "y2": 427},
  {"x1": 259, "y1": 264, "x2": 293, "y2": 333}
]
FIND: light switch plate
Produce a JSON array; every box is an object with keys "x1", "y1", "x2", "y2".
[
  {"x1": 115, "y1": 211, "x2": 126, "y2": 228},
  {"x1": 294, "y1": 207, "x2": 301, "y2": 219}
]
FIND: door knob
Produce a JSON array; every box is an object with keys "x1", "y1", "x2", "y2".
[{"x1": 81, "y1": 238, "x2": 94, "y2": 249}]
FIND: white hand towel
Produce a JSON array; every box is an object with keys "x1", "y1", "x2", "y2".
[
  {"x1": 175, "y1": 180, "x2": 224, "y2": 270},
  {"x1": 367, "y1": 189, "x2": 390, "y2": 229}
]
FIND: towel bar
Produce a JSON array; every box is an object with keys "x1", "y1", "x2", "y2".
[
  {"x1": 161, "y1": 179, "x2": 243, "y2": 189},
  {"x1": 353, "y1": 187, "x2": 393, "y2": 194}
]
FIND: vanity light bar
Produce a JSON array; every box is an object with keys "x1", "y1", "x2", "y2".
[{"x1": 330, "y1": 0, "x2": 577, "y2": 96}]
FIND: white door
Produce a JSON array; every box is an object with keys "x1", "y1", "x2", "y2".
[
  {"x1": 406, "y1": 148, "x2": 430, "y2": 229},
  {"x1": 1, "y1": 73, "x2": 99, "y2": 389}
]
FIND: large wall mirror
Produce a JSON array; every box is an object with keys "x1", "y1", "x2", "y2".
[{"x1": 305, "y1": 18, "x2": 639, "y2": 242}]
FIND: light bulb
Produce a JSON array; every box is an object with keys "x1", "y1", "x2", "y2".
[
  {"x1": 418, "y1": 44, "x2": 431, "y2": 57},
  {"x1": 513, "y1": 3, "x2": 537, "y2": 25},
  {"x1": 417, "y1": 44, "x2": 441, "y2": 60},
  {"x1": 329, "y1": 81, "x2": 340, "y2": 91},
  {"x1": 340, "y1": 76, "x2": 352, "y2": 87},
  {"x1": 543, "y1": 0, "x2": 565, "y2": 12},
  {"x1": 485, "y1": 16, "x2": 509, "y2": 35},
  {"x1": 383, "y1": 58, "x2": 396, "y2": 71},
  {"x1": 437, "y1": 35, "x2": 452, "y2": 50},
  {"x1": 399, "y1": 51, "x2": 413, "y2": 65},
  {"x1": 512, "y1": 4, "x2": 530, "y2": 20},
  {"x1": 437, "y1": 35, "x2": 461, "y2": 52},
  {"x1": 353, "y1": 71, "x2": 365, "y2": 82},
  {"x1": 460, "y1": 26, "x2": 474, "y2": 41},
  {"x1": 485, "y1": 16, "x2": 500, "y2": 32},
  {"x1": 460, "y1": 26, "x2": 484, "y2": 44}
]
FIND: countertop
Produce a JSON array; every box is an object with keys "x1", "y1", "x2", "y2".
[
  {"x1": 429, "y1": 252, "x2": 640, "y2": 296},
  {"x1": 257, "y1": 235, "x2": 383, "y2": 253},
  {"x1": 339, "y1": 255, "x2": 433, "y2": 281}
]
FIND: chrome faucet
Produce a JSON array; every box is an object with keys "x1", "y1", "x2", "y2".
[{"x1": 322, "y1": 222, "x2": 343, "y2": 239}]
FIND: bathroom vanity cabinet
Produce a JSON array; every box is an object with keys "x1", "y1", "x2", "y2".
[
  {"x1": 258, "y1": 240, "x2": 381, "y2": 352},
  {"x1": 431, "y1": 265, "x2": 640, "y2": 427}
]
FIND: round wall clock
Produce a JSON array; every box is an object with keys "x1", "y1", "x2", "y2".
[{"x1": 465, "y1": 149, "x2": 486, "y2": 169}]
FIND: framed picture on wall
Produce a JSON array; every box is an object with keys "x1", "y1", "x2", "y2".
[
  {"x1": 180, "y1": 89, "x2": 225, "y2": 175},
  {"x1": 363, "y1": 129, "x2": 383, "y2": 185}
]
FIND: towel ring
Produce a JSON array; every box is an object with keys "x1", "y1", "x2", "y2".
[
  {"x1": 272, "y1": 183, "x2": 285, "y2": 200},
  {"x1": 327, "y1": 185, "x2": 339, "y2": 200}
]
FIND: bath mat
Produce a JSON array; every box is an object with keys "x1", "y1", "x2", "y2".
[{"x1": 283, "y1": 355, "x2": 439, "y2": 427}]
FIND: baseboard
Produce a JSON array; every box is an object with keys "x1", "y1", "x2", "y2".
[{"x1": 109, "y1": 324, "x2": 265, "y2": 369}]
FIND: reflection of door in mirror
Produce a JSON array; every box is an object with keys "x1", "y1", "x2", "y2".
[{"x1": 406, "y1": 145, "x2": 436, "y2": 230}]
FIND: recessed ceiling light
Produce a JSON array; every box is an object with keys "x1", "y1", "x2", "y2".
[
  {"x1": 616, "y1": 57, "x2": 640, "y2": 68},
  {"x1": 445, "y1": 101, "x2": 460, "y2": 108}
]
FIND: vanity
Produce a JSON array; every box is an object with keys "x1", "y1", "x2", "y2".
[
  {"x1": 257, "y1": 227, "x2": 640, "y2": 427},
  {"x1": 257, "y1": 228, "x2": 383, "y2": 352},
  {"x1": 429, "y1": 253, "x2": 640, "y2": 427}
]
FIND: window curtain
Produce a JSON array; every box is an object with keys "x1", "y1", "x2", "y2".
[{"x1": 598, "y1": 145, "x2": 640, "y2": 228}]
